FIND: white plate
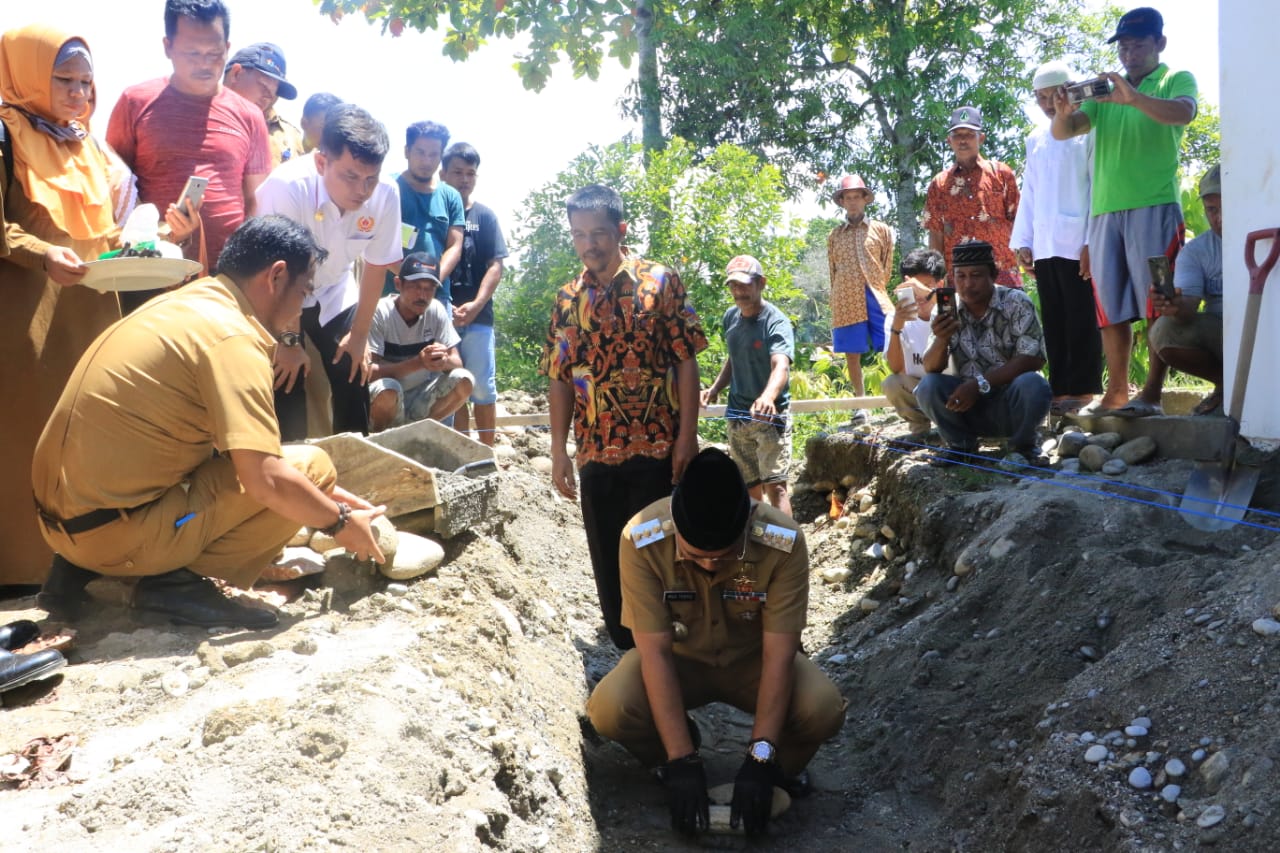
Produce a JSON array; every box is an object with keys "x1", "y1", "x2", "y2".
[{"x1": 81, "y1": 256, "x2": 203, "y2": 292}]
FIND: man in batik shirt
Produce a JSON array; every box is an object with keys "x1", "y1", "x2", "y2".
[
  {"x1": 540, "y1": 184, "x2": 708, "y2": 650},
  {"x1": 922, "y1": 106, "x2": 1022, "y2": 287}
]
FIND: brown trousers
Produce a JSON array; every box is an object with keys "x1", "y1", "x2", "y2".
[
  {"x1": 587, "y1": 649, "x2": 847, "y2": 777},
  {"x1": 39, "y1": 445, "x2": 335, "y2": 590}
]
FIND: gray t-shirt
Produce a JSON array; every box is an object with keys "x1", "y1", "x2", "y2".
[
  {"x1": 1174, "y1": 229, "x2": 1222, "y2": 315},
  {"x1": 723, "y1": 300, "x2": 794, "y2": 416},
  {"x1": 368, "y1": 294, "x2": 460, "y2": 392}
]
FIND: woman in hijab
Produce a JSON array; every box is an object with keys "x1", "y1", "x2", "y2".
[{"x1": 0, "y1": 25, "x2": 131, "y2": 587}]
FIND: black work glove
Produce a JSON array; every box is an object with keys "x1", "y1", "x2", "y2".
[
  {"x1": 731, "y1": 755, "x2": 779, "y2": 836},
  {"x1": 662, "y1": 753, "x2": 709, "y2": 836}
]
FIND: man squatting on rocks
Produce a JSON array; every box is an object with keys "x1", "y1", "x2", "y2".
[
  {"x1": 1051, "y1": 6, "x2": 1197, "y2": 418},
  {"x1": 917, "y1": 240, "x2": 1052, "y2": 467},
  {"x1": 33, "y1": 216, "x2": 387, "y2": 630},
  {"x1": 588, "y1": 448, "x2": 846, "y2": 837},
  {"x1": 540, "y1": 184, "x2": 708, "y2": 650},
  {"x1": 701, "y1": 255, "x2": 796, "y2": 516},
  {"x1": 1149, "y1": 165, "x2": 1224, "y2": 414}
]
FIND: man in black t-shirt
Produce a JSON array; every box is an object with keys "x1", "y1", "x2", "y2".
[{"x1": 440, "y1": 142, "x2": 509, "y2": 446}]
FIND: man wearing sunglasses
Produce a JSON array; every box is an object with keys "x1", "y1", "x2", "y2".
[{"x1": 587, "y1": 448, "x2": 846, "y2": 838}]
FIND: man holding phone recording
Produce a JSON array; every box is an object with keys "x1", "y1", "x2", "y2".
[
  {"x1": 367, "y1": 252, "x2": 473, "y2": 432},
  {"x1": 917, "y1": 241, "x2": 1052, "y2": 467},
  {"x1": 1050, "y1": 6, "x2": 1197, "y2": 418},
  {"x1": 1149, "y1": 166, "x2": 1223, "y2": 416}
]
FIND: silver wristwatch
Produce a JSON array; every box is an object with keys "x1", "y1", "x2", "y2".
[
  {"x1": 975, "y1": 375, "x2": 991, "y2": 395},
  {"x1": 747, "y1": 739, "x2": 777, "y2": 764}
]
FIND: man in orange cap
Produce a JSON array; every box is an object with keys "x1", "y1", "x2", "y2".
[{"x1": 826, "y1": 174, "x2": 894, "y2": 427}]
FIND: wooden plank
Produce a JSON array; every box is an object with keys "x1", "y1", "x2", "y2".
[
  {"x1": 309, "y1": 434, "x2": 439, "y2": 517},
  {"x1": 494, "y1": 396, "x2": 889, "y2": 428}
]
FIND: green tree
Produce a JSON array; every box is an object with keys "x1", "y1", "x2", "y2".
[
  {"x1": 657, "y1": 0, "x2": 1120, "y2": 249},
  {"x1": 493, "y1": 137, "x2": 807, "y2": 389}
]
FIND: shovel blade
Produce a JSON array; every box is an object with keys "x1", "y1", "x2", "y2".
[{"x1": 1179, "y1": 461, "x2": 1261, "y2": 531}]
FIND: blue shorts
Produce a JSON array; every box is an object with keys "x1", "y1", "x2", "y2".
[
  {"x1": 832, "y1": 286, "x2": 888, "y2": 354},
  {"x1": 456, "y1": 323, "x2": 497, "y2": 405}
]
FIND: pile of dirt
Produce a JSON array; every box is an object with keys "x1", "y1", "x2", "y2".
[{"x1": 3, "y1": 414, "x2": 1279, "y2": 851}]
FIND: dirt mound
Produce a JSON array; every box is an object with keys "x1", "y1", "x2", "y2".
[{"x1": 4, "y1": 420, "x2": 1280, "y2": 851}]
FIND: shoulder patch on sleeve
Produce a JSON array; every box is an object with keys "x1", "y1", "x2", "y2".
[
  {"x1": 627, "y1": 517, "x2": 667, "y2": 549},
  {"x1": 750, "y1": 522, "x2": 797, "y2": 553}
]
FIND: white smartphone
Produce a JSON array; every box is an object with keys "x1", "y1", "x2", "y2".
[{"x1": 176, "y1": 176, "x2": 209, "y2": 214}]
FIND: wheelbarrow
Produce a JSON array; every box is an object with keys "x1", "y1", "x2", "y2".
[{"x1": 1179, "y1": 227, "x2": 1280, "y2": 530}]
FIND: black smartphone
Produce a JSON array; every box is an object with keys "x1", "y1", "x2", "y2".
[
  {"x1": 935, "y1": 287, "x2": 957, "y2": 319},
  {"x1": 1147, "y1": 256, "x2": 1176, "y2": 300}
]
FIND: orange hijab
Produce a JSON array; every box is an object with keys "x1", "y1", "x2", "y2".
[{"x1": 0, "y1": 24, "x2": 115, "y2": 241}]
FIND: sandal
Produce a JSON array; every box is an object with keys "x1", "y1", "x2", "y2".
[{"x1": 1193, "y1": 389, "x2": 1224, "y2": 417}]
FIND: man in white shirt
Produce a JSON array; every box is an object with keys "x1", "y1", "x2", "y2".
[
  {"x1": 882, "y1": 249, "x2": 945, "y2": 440},
  {"x1": 1010, "y1": 60, "x2": 1102, "y2": 416},
  {"x1": 256, "y1": 104, "x2": 403, "y2": 437},
  {"x1": 368, "y1": 253, "x2": 474, "y2": 431}
]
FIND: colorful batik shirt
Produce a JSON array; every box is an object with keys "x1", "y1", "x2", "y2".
[
  {"x1": 939, "y1": 286, "x2": 1045, "y2": 378},
  {"x1": 539, "y1": 256, "x2": 708, "y2": 466},
  {"x1": 921, "y1": 156, "x2": 1023, "y2": 287},
  {"x1": 827, "y1": 217, "x2": 896, "y2": 328}
]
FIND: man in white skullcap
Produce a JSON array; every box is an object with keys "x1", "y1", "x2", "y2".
[{"x1": 1009, "y1": 60, "x2": 1102, "y2": 416}]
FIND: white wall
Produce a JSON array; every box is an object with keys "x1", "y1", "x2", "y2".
[{"x1": 1220, "y1": 1, "x2": 1280, "y2": 440}]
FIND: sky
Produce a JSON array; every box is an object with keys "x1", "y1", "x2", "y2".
[{"x1": 11, "y1": 0, "x2": 1219, "y2": 235}]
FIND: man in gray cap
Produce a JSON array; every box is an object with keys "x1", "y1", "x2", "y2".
[
  {"x1": 917, "y1": 240, "x2": 1052, "y2": 466},
  {"x1": 1051, "y1": 6, "x2": 1197, "y2": 418},
  {"x1": 587, "y1": 447, "x2": 845, "y2": 838},
  {"x1": 922, "y1": 106, "x2": 1022, "y2": 287},
  {"x1": 224, "y1": 42, "x2": 304, "y2": 167},
  {"x1": 1010, "y1": 60, "x2": 1102, "y2": 416},
  {"x1": 1149, "y1": 166, "x2": 1223, "y2": 415}
]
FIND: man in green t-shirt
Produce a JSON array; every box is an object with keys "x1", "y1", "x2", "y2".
[{"x1": 1050, "y1": 6, "x2": 1197, "y2": 418}]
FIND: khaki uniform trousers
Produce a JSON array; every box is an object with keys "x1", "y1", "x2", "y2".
[
  {"x1": 40, "y1": 445, "x2": 335, "y2": 590},
  {"x1": 881, "y1": 373, "x2": 932, "y2": 431},
  {"x1": 587, "y1": 649, "x2": 847, "y2": 777}
]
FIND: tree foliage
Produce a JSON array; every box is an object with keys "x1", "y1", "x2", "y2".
[
  {"x1": 315, "y1": 0, "x2": 636, "y2": 91},
  {"x1": 493, "y1": 137, "x2": 808, "y2": 389},
  {"x1": 657, "y1": 0, "x2": 1121, "y2": 252}
]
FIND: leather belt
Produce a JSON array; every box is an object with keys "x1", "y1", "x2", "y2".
[{"x1": 35, "y1": 504, "x2": 132, "y2": 536}]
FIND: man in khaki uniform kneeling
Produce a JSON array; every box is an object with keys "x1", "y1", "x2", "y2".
[
  {"x1": 587, "y1": 448, "x2": 846, "y2": 838},
  {"x1": 32, "y1": 216, "x2": 386, "y2": 630}
]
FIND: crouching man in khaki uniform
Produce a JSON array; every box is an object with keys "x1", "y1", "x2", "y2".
[
  {"x1": 32, "y1": 216, "x2": 387, "y2": 630},
  {"x1": 587, "y1": 448, "x2": 846, "y2": 837}
]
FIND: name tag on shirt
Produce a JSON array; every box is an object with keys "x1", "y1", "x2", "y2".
[{"x1": 664, "y1": 590, "x2": 697, "y2": 602}]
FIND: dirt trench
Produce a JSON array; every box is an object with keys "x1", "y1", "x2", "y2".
[{"x1": 4, "y1": 422, "x2": 1280, "y2": 851}]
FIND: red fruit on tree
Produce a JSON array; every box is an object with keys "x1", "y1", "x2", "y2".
[{"x1": 389, "y1": 17, "x2": 405, "y2": 36}]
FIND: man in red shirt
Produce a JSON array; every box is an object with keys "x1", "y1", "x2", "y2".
[{"x1": 107, "y1": 0, "x2": 270, "y2": 310}]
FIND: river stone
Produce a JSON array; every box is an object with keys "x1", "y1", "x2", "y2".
[
  {"x1": 1199, "y1": 750, "x2": 1231, "y2": 791},
  {"x1": 1114, "y1": 436, "x2": 1158, "y2": 466},
  {"x1": 953, "y1": 553, "x2": 975, "y2": 577},
  {"x1": 529, "y1": 456, "x2": 553, "y2": 474},
  {"x1": 379, "y1": 532, "x2": 445, "y2": 580},
  {"x1": 812, "y1": 480, "x2": 837, "y2": 494},
  {"x1": 989, "y1": 538, "x2": 1014, "y2": 559},
  {"x1": 1128, "y1": 767, "x2": 1153, "y2": 789},
  {"x1": 1196, "y1": 804, "x2": 1226, "y2": 828},
  {"x1": 858, "y1": 494, "x2": 874, "y2": 513},
  {"x1": 880, "y1": 524, "x2": 897, "y2": 540},
  {"x1": 820, "y1": 567, "x2": 852, "y2": 585},
  {"x1": 1165, "y1": 758, "x2": 1186, "y2": 778},
  {"x1": 1078, "y1": 445, "x2": 1112, "y2": 472},
  {"x1": 1160, "y1": 784, "x2": 1181, "y2": 803},
  {"x1": 1252, "y1": 617, "x2": 1280, "y2": 637},
  {"x1": 1102, "y1": 459, "x2": 1128, "y2": 476},
  {"x1": 1087, "y1": 431, "x2": 1124, "y2": 451},
  {"x1": 371, "y1": 515, "x2": 400, "y2": 564},
  {"x1": 310, "y1": 529, "x2": 339, "y2": 552},
  {"x1": 287, "y1": 526, "x2": 311, "y2": 547},
  {"x1": 1058, "y1": 432, "x2": 1088, "y2": 458},
  {"x1": 1084, "y1": 744, "x2": 1109, "y2": 764}
]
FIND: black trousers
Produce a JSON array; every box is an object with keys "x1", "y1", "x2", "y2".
[
  {"x1": 1036, "y1": 256, "x2": 1103, "y2": 396},
  {"x1": 579, "y1": 454, "x2": 674, "y2": 651},
  {"x1": 274, "y1": 304, "x2": 368, "y2": 439}
]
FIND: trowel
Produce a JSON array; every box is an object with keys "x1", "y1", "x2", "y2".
[{"x1": 1179, "y1": 228, "x2": 1280, "y2": 530}]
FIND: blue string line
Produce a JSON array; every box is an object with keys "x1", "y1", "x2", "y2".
[{"x1": 460, "y1": 404, "x2": 1279, "y2": 532}]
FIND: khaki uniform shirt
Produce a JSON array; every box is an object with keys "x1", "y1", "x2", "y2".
[
  {"x1": 32, "y1": 276, "x2": 281, "y2": 517},
  {"x1": 266, "y1": 110, "x2": 305, "y2": 168},
  {"x1": 619, "y1": 498, "x2": 809, "y2": 669},
  {"x1": 827, "y1": 217, "x2": 895, "y2": 328}
]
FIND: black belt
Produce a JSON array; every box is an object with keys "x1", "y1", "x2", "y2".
[{"x1": 35, "y1": 504, "x2": 131, "y2": 536}]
